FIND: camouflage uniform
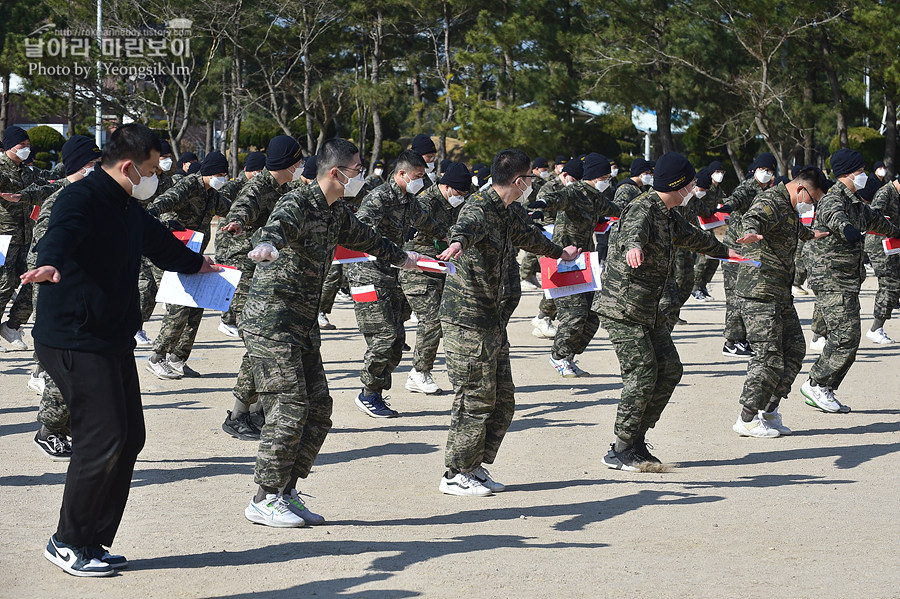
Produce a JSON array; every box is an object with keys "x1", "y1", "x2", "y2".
[
  {"x1": 865, "y1": 182, "x2": 900, "y2": 322},
  {"x1": 721, "y1": 177, "x2": 764, "y2": 342},
  {"x1": 734, "y1": 183, "x2": 813, "y2": 411},
  {"x1": 661, "y1": 197, "x2": 706, "y2": 327},
  {"x1": 441, "y1": 187, "x2": 564, "y2": 473},
  {"x1": 806, "y1": 180, "x2": 900, "y2": 389},
  {"x1": 692, "y1": 184, "x2": 725, "y2": 292},
  {"x1": 612, "y1": 178, "x2": 644, "y2": 210},
  {"x1": 398, "y1": 184, "x2": 461, "y2": 374},
  {"x1": 521, "y1": 174, "x2": 565, "y2": 281},
  {"x1": 593, "y1": 190, "x2": 729, "y2": 442},
  {"x1": 540, "y1": 180, "x2": 621, "y2": 361},
  {"x1": 146, "y1": 173, "x2": 231, "y2": 361},
  {"x1": 319, "y1": 185, "x2": 364, "y2": 315},
  {"x1": 241, "y1": 180, "x2": 408, "y2": 488},
  {"x1": 215, "y1": 174, "x2": 252, "y2": 326},
  {"x1": 137, "y1": 172, "x2": 177, "y2": 323},
  {"x1": 346, "y1": 178, "x2": 442, "y2": 393}
]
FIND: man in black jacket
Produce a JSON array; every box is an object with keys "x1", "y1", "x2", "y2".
[{"x1": 21, "y1": 123, "x2": 220, "y2": 577}]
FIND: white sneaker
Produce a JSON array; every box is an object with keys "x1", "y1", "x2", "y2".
[
  {"x1": 470, "y1": 465, "x2": 505, "y2": 492},
  {"x1": 336, "y1": 290, "x2": 351, "y2": 302},
  {"x1": 791, "y1": 285, "x2": 809, "y2": 296},
  {"x1": 0, "y1": 323, "x2": 27, "y2": 350},
  {"x1": 801, "y1": 379, "x2": 847, "y2": 413},
  {"x1": 408, "y1": 312, "x2": 419, "y2": 324},
  {"x1": 406, "y1": 368, "x2": 442, "y2": 395},
  {"x1": 732, "y1": 412, "x2": 781, "y2": 438},
  {"x1": 28, "y1": 373, "x2": 45, "y2": 395},
  {"x1": 218, "y1": 321, "x2": 240, "y2": 337},
  {"x1": 761, "y1": 408, "x2": 792, "y2": 435},
  {"x1": 284, "y1": 489, "x2": 325, "y2": 525},
  {"x1": 439, "y1": 471, "x2": 492, "y2": 496},
  {"x1": 549, "y1": 356, "x2": 577, "y2": 378},
  {"x1": 866, "y1": 327, "x2": 895, "y2": 344},
  {"x1": 317, "y1": 313, "x2": 336, "y2": 330},
  {"x1": 245, "y1": 494, "x2": 306, "y2": 527},
  {"x1": 570, "y1": 360, "x2": 590, "y2": 377},
  {"x1": 521, "y1": 275, "x2": 541, "y2": 290},
  {"x1": 145, "y1": 357, "x2": 181, "y2": 380},
  {"x1": 809, "y1": 336, "x2": 827, "y2": 353},
  {"x1": 134, "y1": 330, "x2": 153, "y2": 346},
  {"x1": 531, "y1": 315, "x2": 557, "y2": 339}
]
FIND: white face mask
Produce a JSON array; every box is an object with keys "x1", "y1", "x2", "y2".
[
  {"x1": 594, "y1": 179, "x2": 610, "y2": 193},
  {"x1": 291, "y1": 165, "x2": 303, "y2": 181},
  {"x1": 425, "y1": 161, "x2": 435, "y2": 173},
  {"x1": 755, "y1": 169, "x2": 773, "y2": 184},
  {"x1": 518, "y1": 180, "x2": 533, "y2": 203},
  {"x1": 852, "y1": 172, "x2": 868, "y2": 190},
  {"x1": 472, "y1": 175, "x2": 479, "y2": 187},
  {"x1": 128, "y1": 163, "x2": 159, "y2": 201},
  {"x1": 679, "y1": 188, "x2": 694, "y2": 207},
  {"x1": 447, "y1": 189, "x2": 465, "y2": 208},
  {"x1": 694, "y1": 189, "x2": 707, "y2": 199},
  {"x1": 564, "y1": 178, "x2": 575, "y2": 187},
  {"x1": 209, "y1": 175, "x2": 227, "y2": 190},
  {"x1": 339, "y1": 170, "x2": 366, "y2": 197},
  {"x1": 374, "y1": 168, "x2": 384, "y2": 177},
  {"x1": 14, "y1": 146, "x2": 31, "y2": 161},
  {"x1": 405, "y1": 173, "x2": 425, "y2": 195},
  {"x1": 876, "y1": 168, "x2": 887, "y2": 178},
  {"x1": 539, "y1": 170, "x2": 550, "y2": 180},
  {"x1": 712, "y1": 171, "x2": 724, "y2": 184},
  {"x1": 796, "y1": 200, "x2": 813, "y2": 215},
  {"x1": 80, "y1": 165, "x2": 95, "y2": 178},
  {"x1": 640, "y1": 173, "x2": 653, "y2": 186},
  {"x1": 159, "y1": 157, "x2": 173, "y2": 172},
  {"x1": 610, "y1": 167, "x2": 619, "y2": 177}
]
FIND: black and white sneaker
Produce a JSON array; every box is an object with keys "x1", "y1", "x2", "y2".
[
  {"x1": 90, "y1": 546, "x2": 127, "y2": 569},
  {"x1": 722, "y1": 341, "x2": 753, "y2": 358},
  {"x1": 33, "y1": 430, "x2": 72, "y2": 461},
  {"x1": 602, "y1": 443, "x2": 645, "y2": 472},
  {"x1": 222, "y1": 411, "x2": 261, "y2": 440},
  {"x1": 44, "y1": 535, "x2": 114, "y2": 577},
  {"x1": 700, "y1": 286, "x2": 714, "y2": 300},
  {"x1": 248, "y1": 409, "x2": 265, "y2": 434},
  {"x1": 691, "y1": 290, "x2": 706, "y2": 302},
  {"x1": 438, "y1": 471, "x2": 492, "y2": 496},
  {"x1": 633, "y1": 438, "x2": 661, "y2": 464}
]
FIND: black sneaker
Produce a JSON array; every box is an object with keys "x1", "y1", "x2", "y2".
[
  {"x1": 691, "y1": 289, "x2": 706, "y2": 302},
  {"x1": 403, "y1": 343, "x2": 411, "y2": 351},
  {"x1": 90, "y1": 545, "x2": 128, "y2": 569},
  {"x1": 722, "y1": 341, "x2": 753, "y2": 358},
  {"x1": 248, "y1": 409, "x2": 265, "y2": 434},
  {"x1": 222, "y1": 411, "x2": 261, "y2": 440},
  {"x1": 602, "y1": 443, "x2": 645, "y2": 472},
  {"x1": 33, "y1": 430, "x2": 72, "y2": 461},
  {"x1": 44, "y1": 535, "x2": 114, "y2": 577},
  {"x1": 737, "y1": 340, "x2": 755, "y2": 356},
  {"x1": 700, "y1": 286, "x2": 713, "y2": 300},
  {"x1": 633, "y1": 438, "x2": 661, "y2": 464}
]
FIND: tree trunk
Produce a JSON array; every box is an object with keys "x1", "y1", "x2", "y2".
[
  {"x1": 412, "y1": 72, "x2": 423, "y2": 132},
  {"x1": 655, "y1": 90, "x2": 674, "y2": 155},
  {"x1": 821, "y1": 31, "x2": 849, "y2": 148},
  {"x1": 803, "y1": 69, "x2": 816, "y2": 165},
  {"x1": 369, "y1": 10, "x2": 384, "y2": 171},
  {"x1": 725, "y1": 139, "x2": 743, "y2": 181},
  {"x1": 303, "y1": 45, "x2": 315, "y2": 155},
  {"x1": 205, "y1": 121, "x2": 214, "y2": 154},
  {"x1": 0, "y1": 73, "x2": 8, "y2": 132},
  {"x1": 885, "y1": 95, "x2": 897, "y2": 178},
  {"x1": 67, "y1": 75, "x2": 77, "y2": 138}
]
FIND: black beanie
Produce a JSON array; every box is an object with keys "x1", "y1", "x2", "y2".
[
  {"x1": 2, "y1": 126, "x2": 29, "y2": 149},
  {"x1": 708, "y1": 160, "x2": 724, "y2": 172},
  {"x1": 159, "y1": 140, "x2": 172, "y2": 156},
  {"x1": 244, "y1": 151, "x2": 266, "y2": 172},
  {"x1": 62, "y1": 135, "x2": 101, "y2": 176},
  {"x1": 874, "y1": 160, "x2": 885, "y2": 171},
  {"x1": 695, "y1": 167, "x2": 713, "y2": 189},
  {"x1": 754, "y1": 152, "x2": 777, "y2": 172},
  {"x1": 201, "y1": 151, "x2": 228, "y2": 175},
  {"x1": 582, "y1": 153, "x2": 611, "y2": 180},
  {"x1": 830, "y1": 148, "x2": 865, "y2": 177},
  {"x1": 440, "y1": 158, "x2": 452, "y2": 173},
  {"x1": 187, "y1": 162, "x2": 201, "y2": 175},
  {"x1": 652, "y1": 152, "x2": 695, "y2": 192},
  {"x1": 301, "y1": 155, "x2": 318, "y2": 179},
  {"x1": 630, "y1": 158, "x2": 654, "y2": 177},
  {"x1": 372, "y1": 159, "x2": 385, "y2": 170},
  {"x1": 532, "y1": 156, "x2": 549, "y2": 169},
  {"x1": 555, "y1": 155, "x2": 569, "y2": 165},
  {"x1": 773, "y1": 175, "x2": 790, "y2": 187},
  {"x1": 562, "y1": 159, "x2": 583, "y2": 180},
  {"x1": 180, "y1": 151, "x2": 198, "y2": 164},
  {"x1": 266, "y1": 135, "x2": 303, "y2": 171},
  {"x1": 411, "y1": 134, "x2": 436, "y2": 155},
  {"x1": 476, "y1": 165, "x2": 491, "y2": 188},
  {"x1": 440, "y1": 162, "x2": 472, "y2": 192}
]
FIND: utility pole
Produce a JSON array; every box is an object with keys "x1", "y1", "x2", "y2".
[{"x1": 95, "y1": 0, "x2": 103, "y2": 147}]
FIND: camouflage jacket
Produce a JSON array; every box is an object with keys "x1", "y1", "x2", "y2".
[
  {"x1": 535, "y1": 174, "x2": 566, "y2": 223},
  {"x1": 346, "y1": 178, "x2": 442, "y2": 288},
  {"x1": 735, "y1": 183, "x2": 815, "y2": 302},
  {"x1": 28, "y1": 178, "x2": 72, "y2": 268},
  {"x1": 542, "y1": 180, "x2": 621, "y2": 250},
  {"x1": 364, "y1": 173, "x2": 385, "y2": 192},
  {"x1": 807, "y1": 180, "x2": 900, "y2": 292},
  {"x1": 404, "y1": 183, "x2": 460, "y2": 258},
  {"x1": 612, "y1": 178, "x2": 644, "y2": 210},
  {"x1": 439, "y1": 187, "x2": 563, "y2": 329},
  {"x1": 723, "y1": 177, "x2": 765, "y2": 246},
  {"x1": 223, "y1": 169, "x2": 295, "y2": 257},
  {"x1": 0, "y1": 152, "x2": 52, "y2": 245},
  {"x1": 146, "y1": 173, "x2": 231, "y2": 253},
  {"x1": 694, "y1": 184, "x2": 725, "y2": 220},
  {"x1": 218, "y1": 174, "x2": 251, "y2": 203},
  {"x1": 595, "y1": 190, "x2": 730, "y2": 327},
  {"x1": 242, "y1": 181, "x2": 407, "y2": 348},
  {"x1": 865, "y1": 181, "x2": 900, "y2": 257}
]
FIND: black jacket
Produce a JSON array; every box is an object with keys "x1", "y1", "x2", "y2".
[{"x1": 34, "y1": 168, "x2": 204, "y2": 353}]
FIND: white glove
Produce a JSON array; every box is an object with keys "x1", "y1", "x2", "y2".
[
  {"x1": 401, "y1": 250, "x2": 422, "y2": 271},
  {"x1": 248, "y1": 242, "x2": 280, "y2": 264}
]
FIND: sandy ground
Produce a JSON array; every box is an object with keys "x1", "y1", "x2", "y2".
[{"x1": 1, "y1": 264, "x2": 899, "y2": 599}]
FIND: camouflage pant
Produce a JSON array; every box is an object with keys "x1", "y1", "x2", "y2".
[
  {"x1": 793, "y1": 238, "x2": 808, "y2": 287},
  {"x1": 658, "y1": 279, "x2": 682, "y2": 331},
  {"x1": 153, "y1": 304, "x2": 204, "y2": 361},
  {"x1": 399, "y1": 270, "x2": 445, "y2": 373},
  {"x1": 233, "y1": 352, "x2": 257, "y2": 406},
  {"x1": 868, "y1": 250, "x2": 900, "y2": 320},
  {"x1": 30, "y1": 280, "x2": 68, "y2": 434},
  {"x1": 216, "y1": 229, "x2": 255, "y2": 326},
  {"x1": 443, "y1": 322, "x2": 514, "y2": 473},
  {"x1": 808, "y1": 291, "x2": 861, "y2": 390},
  {"x1": 500, "y1": 259, "x2": 522, "y2": 328},
  {"x1": 604, "y1": 317, "x2": 683, "y2": 442},
  {"x1": 537, "y1": 297, "x2": 557, "y2": 319},
  {"x1": 739, "y1": 298, "x2": 806, "y2": 411},
  {"x1": 551, "y1": 291, "x2": 599, "y2": 361},
  {"x1": 721, "y1": 261, "x2": 746, "y2": 342},
  {"x1": 353, "y1": 285, "x2": 406, "y2": 392},
  {"x1": 0, "y1": 243, "x2": 32, "y2": 328},
  {"x1": 673, "y1": 249, "x2": 695, "y2": 305},
  {"x1": 692, "y1": 253, "x2": 719, "y2": 292},
  {"x1": 138, "y1": 258, "x2": 162, "y2": 324},
  {"x1": 520, "y1": 251, "x2": 540, "y2": 279},
  {"x1": 320, "y1": 262, "x2": 345, "y2": 315},
  {"x1": 245, "y1": 332, "x2": 333, "y2": 488}
]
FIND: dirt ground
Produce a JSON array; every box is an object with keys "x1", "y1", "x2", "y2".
[{"x1": 1, "y1": 264, "x2": 899, "y2": 599}]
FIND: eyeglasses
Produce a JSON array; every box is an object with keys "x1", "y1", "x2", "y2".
[{"x1": 338, "y1": 165, "x2": 365, "y2": 177}]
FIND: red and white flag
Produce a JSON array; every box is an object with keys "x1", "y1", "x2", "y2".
[
  {"x1": 30, "y1": 205, "x2": 40, "y2": 221},
  {"x1": 800, "y1": 209, "x2": 815, "y2": 227},
  {"x1": 415, "y1": 258, "x2": 457, "y2": 275},
  {"x1": 333, "y1": 245, "x2": 377, "y2": 264},
  {"x1": 883, "y1": 237, "x2": 900, "y2": 256},
  {"x1": 594, "y1": 217, "x2": 618, "y2": 234},
  {"x1": 350, "y1": 285, "x2": 378, "y2": 303},
  {"x1": 172, "y1": 229, "x2": 204, "y2": 253},
  {"x1": 698, "y1": 212, "x2": 730, "y2": 230}
]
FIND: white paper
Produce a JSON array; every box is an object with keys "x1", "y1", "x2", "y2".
[
  {"x1": 543, "y1": 251, "x2": 603, "y2": 299},
  {"x1": 0, "y1": 235, "x2": 10, "y2": 266},
  {"x1": 155, "y1": 268, "x2": 242, "y2": 311},
  {"x1": 186, "y1": 231, "x2": 204, "y2": 253}
]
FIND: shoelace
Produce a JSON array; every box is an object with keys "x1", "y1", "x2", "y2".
[{"x1": 48, "y1": 435, "x2": 69, "y2": 454}]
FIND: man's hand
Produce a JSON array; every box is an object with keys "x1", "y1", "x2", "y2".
[
  {"x1": 401, "y1": 250, "x2": 423, "y2": 270},
  {"x1": 198, "y1": 256, "x2": 223, "y2": 273},
  {"x1": 560, "y1": 245, "x2": 581, "y2": 261},
  {"x1": 437, "y1": 241, "x2": 463, "y2": 261},
  {"x1": 626, "y1": 247, "x2": 644, "y2": 268},
  {"x1": 0, "y1": 192, "x2": 22, "y2": 203},
  {"x1": 812, "y1": 229, "x2": 830, "y2": 239},
  {"x1": 727, "y1": 249, "x2": 744, "y2": 260},
  {"x1": 20, "y1": 266, "x2": 60, "y2": 284},
  {"x1": 248, "y1": 242, "x2": 279, "y2": 263},
  {"x1": 735, "y1": 233, "x2": 763, "y2": 244},
  {"x1": 222, "y1": 221, "x2": 243, "y2": 235}
]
